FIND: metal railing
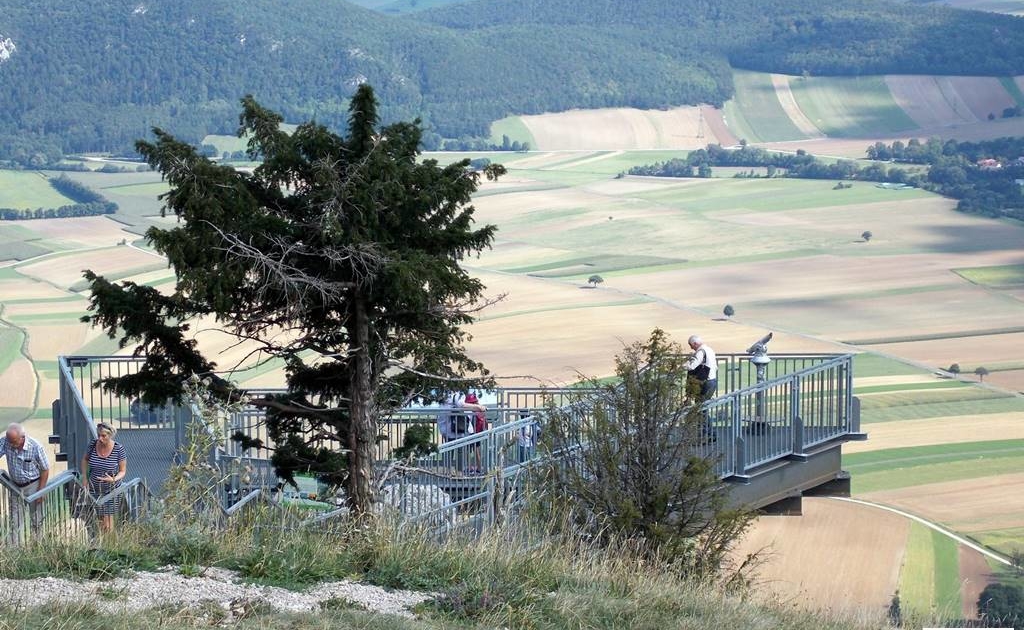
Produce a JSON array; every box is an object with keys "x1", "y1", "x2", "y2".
[
  {"x1": 55, "y1": 352, "x2": 858, "y2": 531},
  {"x1": 0, "y1": 470, "x2": 150, "y2": 544}
]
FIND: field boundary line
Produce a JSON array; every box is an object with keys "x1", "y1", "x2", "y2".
[
  {"x1": 0, "y1": 306, "x2": 39, "y2": 423},
  {"x1": 827, "y1": 497, "x2": 1015, "y2": 568}
]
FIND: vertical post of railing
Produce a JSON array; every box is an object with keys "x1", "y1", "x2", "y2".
[
  {"x1": 731, "y1": 394, "x2": 744, "y2": 476},
  {"x1": 791, "y1": 376, "x2": 803, "y2": 454},
  {"x1": 845, "y1": 355, "x2": 855, "y2": 432}
]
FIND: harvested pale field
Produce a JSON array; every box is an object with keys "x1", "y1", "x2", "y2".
[
  {"x1": 23, "y1": 322, "x2": 95, "y2": 359},
  {"x1": 946, "y1": 77, "x2": 1018, "y2": 121},
  {"x1": 756, "y1": 286, "x2": 1024, "y2": 341},
  {"x1": 982, "y1": 370, "x2": 1024, "y2": 392},
  {"x1": 862, "y1": 334, "x2": 1024, "y2": 373},
  {"x1": 16, "y1": 247, "x2": 164, "y2": 289},
  {"x1": 885, "y1": 76, "x2": 978, "y2": 128},
  {"x1": 13, "y1": 216, "x2": 135, "y2": 249},
  {"x1": 856, "y1": 375, "x2": 943, "y2": 387},
  {"x1": 844, "y1": 412, "x2": 1024, "y2": 453},
  {"x1": 519, "y1": 107, "x2": 729, "y2": 151},
  {"x1": 580, "y1": 176, "x2": 703, "y2": 196},
  {"x1": 0, "y1": 358, "x2": 36, "y2": 408},
  {"x1": 2, "y1": 300, "x2": 86, "y2": 317},
  {"x1": 771, "y1": 74, "x2": 824, "y2": 137},
  {"x1": 959, "y1": 546, "x2": 993, "y2": 619},
  {"x1": 467, "y1": 299, "x2": 839, "y2": 383},
  {"x1": 862, "y1": 473, "x2": 1024, "y2": 533},
  {"x1": 470, "y1": 242, "x2": 581, "y2": 270},
  {"x1": 733, "y1": 497, "x2": 908, "y2": 620},
  {"x1": 719, "y1": 196, "x2": 1001, "y2": 247},
  {"x1": 610, "y1": 252, "x2": 992, "y2": 316},
  {"x1": 0, "y1": 277, "x2": 73, "y2": 301}
]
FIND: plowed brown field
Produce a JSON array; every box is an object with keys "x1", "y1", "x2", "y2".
[{"x1": 733, "y1": 498, "x2": 909, "y2": 620}]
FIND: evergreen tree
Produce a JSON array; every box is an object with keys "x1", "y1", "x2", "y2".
[{"x1": 80, "y1": 85, "x2": 504, "y2": 515}]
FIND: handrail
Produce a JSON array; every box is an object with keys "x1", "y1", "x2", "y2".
[
  {"x1": 23, "y1": 471, "x2": 80, "y2": 503},
  {"x1": 90, "y1": 477, "x2": 146, "y2": 508},
  {"x1": 223, "y1": 488, "x2": 265, "y2": 516}
]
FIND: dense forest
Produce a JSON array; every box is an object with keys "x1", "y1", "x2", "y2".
[{"x1": 2, "y1": 0, "x2": 1024, "y2": 163}]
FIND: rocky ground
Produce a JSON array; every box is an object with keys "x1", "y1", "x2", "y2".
[{"x1": 0, "y1": 566, "x2": 430, "y2": 620}]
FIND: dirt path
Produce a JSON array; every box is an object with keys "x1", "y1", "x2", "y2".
[
  {"x1": 700, "y1": 105, "x2": 739, "y2": 146},
  {"x1": 771, "y1": 74, "x2": 822, "y2": 137},
  {"x1": 959, "y1": 545, "x2": 993, "y2": 619}
]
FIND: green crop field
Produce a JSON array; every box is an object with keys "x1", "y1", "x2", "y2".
[
  {"x1": 723, "y1": 70, "x2": 806, "y2": 143},
  {"x1": 635, "y1": 177, "x2": 930, "y2": 214},
  {"x1": 0, "y1": 326, "x2": 26, "y2": 374},
  {"x1": 901, "y1": 523, "x2": 937, "y2": 618},
  {"x1": 489, "y1": 116, "x2": 537, "y2": 149},
  {"x1": 953, "y1": 264, "x2": 1024, "y2": 288},
  {"x1": 0, "y1": 171, "x2": 76, "y2": 209},
  {"x1": 848, "y1": 440, "x2": 1024, "y2": 493},
  {"x1": 789, "y1": 76, "x2": 918, "y2": 137},
  {"x1": 859, "y1": 396, "x2": 1024, "y2": 423},
  {"x1": 854, "y1": 380, "x2": 970, "y2": 395},
  {"x1": 853, "y1": 353, "x2": 929, "y2": 378},
  {"x1": 900, "y1": 523, "x2": 962, "y2": 620}
]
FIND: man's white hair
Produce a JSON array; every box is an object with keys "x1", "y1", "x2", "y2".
[
  {"x1": 5, "y1": 423, "x2": 25, "y2": 438},
  {"x1": 688, "y1": 335, "x2": 702, "y2": 346}
]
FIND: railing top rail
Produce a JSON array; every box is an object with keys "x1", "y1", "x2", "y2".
[
  {"x1": 91, "y1": 477, "x2": 146, "y2": 507},
  {"x1": 57, "y1": 356, "x2": 99, "y2": 442}
]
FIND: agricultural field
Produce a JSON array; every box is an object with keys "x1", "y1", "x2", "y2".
[
  {"x1": 721, "y1": 70, "x2": 807, "y2": 144},
  {"x1": 2, "y1": 87, "x2": 1024, "y2": 620},
  {"x1": 0, "y1": 170, "x2": 76, "y2": 210}
]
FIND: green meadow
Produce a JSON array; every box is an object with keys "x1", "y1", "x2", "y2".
[
  {"x1": 489, "y1": 116, "x2": 537, "y2": 148},
  {"x1": 846, "y1": 440, "x2": 1024, "y2": 493},
  {"x1": 953, "y1": 263, "x2": 1024, "y2": 288},
  {"x1": 0, "y1": 171, "x2": 75, "y2": 209},
  {"x1": 789, "y1": 76, "x2": 918, "y2": 137},
  {"x1": 900, "y1": 523, "x2": 962, "y2": 621}
]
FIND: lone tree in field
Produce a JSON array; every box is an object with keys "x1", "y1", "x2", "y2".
[
  {"x1": 861, "y1": 230, "x2": 873, "y2": 242},
  {"x1": 536, "y1": 329, "x2": 756, "y2": 581},
  {"x1": 587, "y1": 274, "x2": 604, "y2": 288},
  {"x1": 81, "y1": 85, "x2": 503, "y2": 515},
  {"x1": 975, "y1": 366, "x2": 990, "y2": 382},
  {"x1": 723, "y1": 304, "x2": 735, "y2": 319},
  {"x1": 948, "y1": 363, "x2": 961, "y2": 377}
]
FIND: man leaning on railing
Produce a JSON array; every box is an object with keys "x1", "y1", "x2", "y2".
[{"x1": 0, "y1": 423, "x2": 51, "y2": 543}]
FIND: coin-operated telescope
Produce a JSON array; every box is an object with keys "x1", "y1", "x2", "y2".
[{"x1": 746, "y1": 332, "x2": 773, "y2": 383}]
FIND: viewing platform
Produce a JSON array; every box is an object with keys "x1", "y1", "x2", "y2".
[{"x1": 44, "y1": 346, "x2": 865, "y2": 532}]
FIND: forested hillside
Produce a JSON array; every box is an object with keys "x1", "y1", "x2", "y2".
[{"x1": 1, "y1": 0, "x2": 1024, "y2": 163}]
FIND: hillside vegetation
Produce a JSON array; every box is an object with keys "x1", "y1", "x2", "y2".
[{"x1": 2, "y1": 0, "x2": 1024, "y2": 160}]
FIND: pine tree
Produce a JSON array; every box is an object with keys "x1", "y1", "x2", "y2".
[{"x1": 81, "y1": 85, "x2": 504, "y2": 515}]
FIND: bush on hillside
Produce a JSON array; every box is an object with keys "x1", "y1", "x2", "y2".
[{"x1": 533, "y1": 328, "x2": 757, "y2": 584}]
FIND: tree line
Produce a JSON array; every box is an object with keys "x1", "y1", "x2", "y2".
[
  {"x1": 627, "y1": 143, "x2": 916, "y2": 185},
  {"x1": 868, "y1": 137, "x2": 1024, "y2": 220},
  {"x1": 0, "y1": 175, "x2": 117, "y2": 221}
]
